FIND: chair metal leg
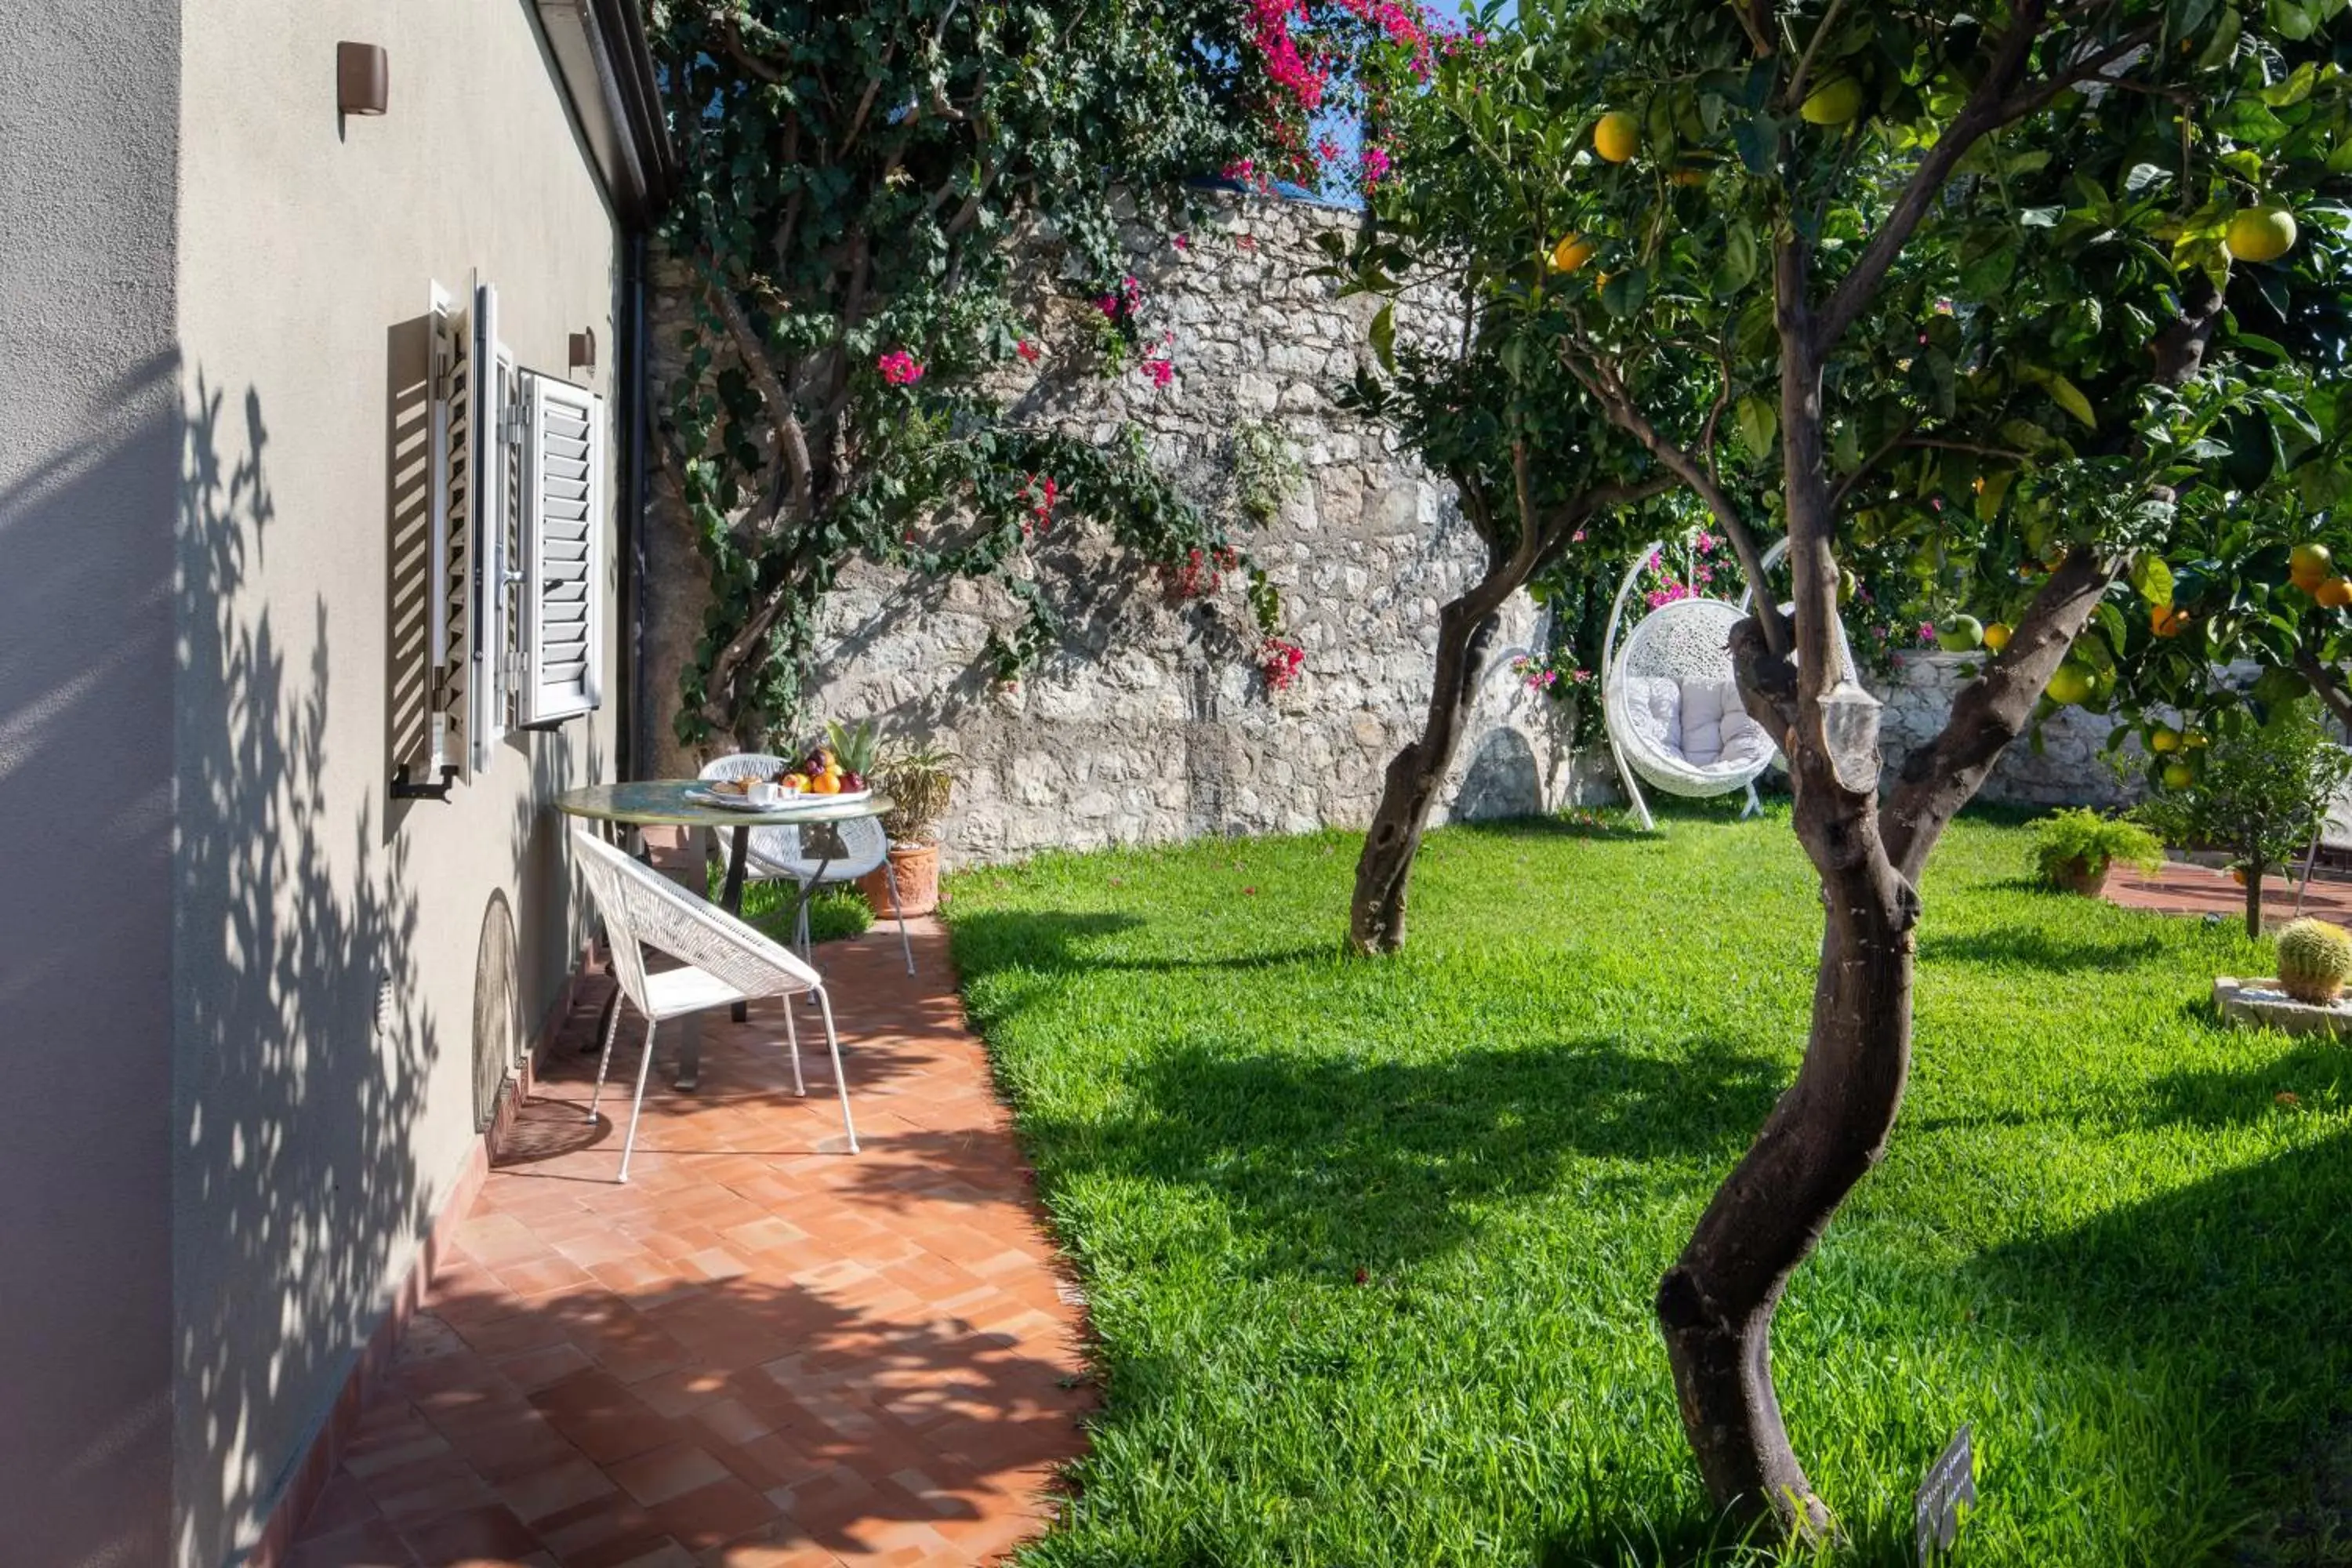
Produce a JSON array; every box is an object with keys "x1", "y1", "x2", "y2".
[
  {"x1": 815, "y1": 988, "x2": 858, "y2": 1154},
  {"x1": 782, "y1": 992, "x2": 806, "y2": 1097},
  {"x1": 587, "y1": 989, "x2": 625, "y2": 1123},
  {"x1": 884, "y1": 864, "x2": 914, "y2": 975},
  {"x1": 617, "y1": 1017, "x2": 659, "y2": 1183}
]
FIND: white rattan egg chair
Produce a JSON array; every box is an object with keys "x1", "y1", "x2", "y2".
[{"x1": 1602, "y1": 535, "x2": 1853, "y2": 831}]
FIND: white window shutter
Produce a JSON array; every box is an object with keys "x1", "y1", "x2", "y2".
[
  {"x1": 515, "y1": 371, "x2": 605, "y2": 725},
  {"x1": 468, "y1": 281, "x2": 514, "y2": 773}
]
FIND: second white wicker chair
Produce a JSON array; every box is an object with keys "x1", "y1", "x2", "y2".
[
  {"x1": 699, "y1": 752, "x2": 914, "y2": 975},
  {"x1": 571, "y1": 829, "x2": 858, "y2": 1180}
]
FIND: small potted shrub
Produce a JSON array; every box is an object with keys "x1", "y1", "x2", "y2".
[
  {"x1": 859, "y1": 739, "x2": 961, "y2": 918},
  {"x1": 2034, "y1": 808, "x2": 2165, "y2": 897},
  {"x1": 2276, "y1": 917, "x2": 2352, "y2": 1007}
]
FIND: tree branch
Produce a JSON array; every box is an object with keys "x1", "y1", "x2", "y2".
[
  {"x1": 707, "y1": 272, "x2": 816, "y2": 523},
  {"x1": 1879, "y1": 547, "x2": 2118, "y2": 880},
  {"x1": 2299, "y1": 648, "x2": 2352, "y2": 733},
  {"x1": 1783, "y1": 0, "x2": 1847, "y2": 111},
  {"x1": 1559, "y1": 343, "x2": 1791, "y2": 658},
  {"x1": 1811, "y1": 0, "x2": 2052, "y2": 354}
]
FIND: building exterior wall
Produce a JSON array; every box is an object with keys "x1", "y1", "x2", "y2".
[
  {"x1": 644, "y1": 196, "x2": 1581, "y2": 858},
  {"x1": 172, "y1": 4, "x2": 622, "y2": 1561},
  {"x1": 0, "y1": 3, "x2": 183, "y2": 1563}
]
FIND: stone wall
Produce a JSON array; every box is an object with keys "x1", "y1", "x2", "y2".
[
  {"x1": 1872, "y1": 652, "x2": 2142, "y2": 808},
  {"x1": 642, "y1": 195, "x2": 2146, "y2": 863},
  {"x1": 645, "y1": 194, "x2": 1598, "y2": 861}
]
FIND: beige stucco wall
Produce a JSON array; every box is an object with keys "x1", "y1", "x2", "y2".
[{"x1": 173, "y1": 3, "x2": 621, "y2": 1562}]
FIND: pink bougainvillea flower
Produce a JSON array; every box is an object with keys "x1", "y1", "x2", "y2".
[
  {"x1": 1143, "y1": 357, "x2": 1174, "y2": 387},
  {"x1": 1918, "y1": 622, "x2": 1938, "y2": 644},
  {"x1": 877, "y1": 350, "x2": 924, "y2": 385},
  {"x1": 1015, "y1": 339, "x2": 1041, "y2": 363},
  {"x1": 1172, "y1": 232, "x2": 1190, "y2": 252},
  {"x1": 1571, "y1": 528, "x2": 1587, "y2": 543},
  {"x1": 1360, "y1": 144, "x2": 1393, "y2": 187}
]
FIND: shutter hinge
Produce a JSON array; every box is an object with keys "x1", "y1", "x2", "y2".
[
  {"x1": 503, "y1": 650, "x2": 530, "y2": 686},
  {"x1": 430, "y1": 339, "x2": 456, "y2": 401},
  {"x1": 500, "y1": 398, "x2": 530, "y2": 448}
]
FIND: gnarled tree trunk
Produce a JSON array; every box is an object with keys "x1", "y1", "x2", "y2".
[{"x1": 1348, "y1": 580, "x2": 1512, "y2": 954}]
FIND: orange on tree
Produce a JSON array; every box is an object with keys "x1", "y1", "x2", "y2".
[
  {"x1": 2162, "y1": 760, "x2": 2196, "y2": 789},
  {"x1": 1593, "y1": 111, "x2": 1639, "y2": 163},
  {"x1": 2226, "y1": 205, "x2": 2299, "y2": 264},
  {"x1": 2149, "y1": 725, "x2": 2183, "y2": 754},
  {"x1": 2290, "y1": 541, "x2": 2332, "y2": 589},
  {"x1": 2151, "y1": 604, "x2": 2192, "y2": 637},
  {"x1": 1548, "y1": 234, "x2": 1596, "y2": 274},
  {"x1": 1982, "y1": 621, "x2": 2012, "y2": 652},
  {"x1": 2318, "y1": 578, "x2": 2352, "y2": 609},
  {"x1": 2046, "y1": 662, "x2": 2097, "y2": 706},
  {"x1": 1800, "y1": 77, "x2": 1864, "y2": 126}
]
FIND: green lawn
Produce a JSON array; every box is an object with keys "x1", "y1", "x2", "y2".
[{"x1": 942, "y1": 807, "x2": 2352, "y2": 1566}]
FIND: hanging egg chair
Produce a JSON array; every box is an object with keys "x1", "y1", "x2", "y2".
[{"x1": 1601, "y1": 534, "x2": 1852, "y2": 830}]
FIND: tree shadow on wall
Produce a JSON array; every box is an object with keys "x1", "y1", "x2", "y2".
[{"x1": 176, "y1": 374, "x2": 442, "y2": 1564}]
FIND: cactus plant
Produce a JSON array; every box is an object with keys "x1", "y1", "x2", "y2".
[{"x1": 2276, "y1": 918, "x2": 2352, "y2": 1007}]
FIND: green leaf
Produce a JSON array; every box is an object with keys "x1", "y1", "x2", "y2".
[
  {"x1": 1736, "y1": 394, "x2": 1778, "y2": 462},
  {"x1": 2048, "y1": 374, "x2": 2097, "y2": 430},
  {"x1": 2132, "y1": 555, "x2": 2176, "y2": 609},
  {"x1": 1370, "y1": 303, "x2": 1396, "y2": 372}
]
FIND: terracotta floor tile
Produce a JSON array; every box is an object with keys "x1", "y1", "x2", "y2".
[
  {"x1": 394, "y1": 1501, "x2": 543, "y2": 1564},
  {"x1": 292, "y1": 925, "x2": 1087, "y2": 1568},
  {"x1": 608, "y1": 1442, "x2": 732, "y2": 1507},
  {"x1": 648, "y1": 1475, "x2": 782, "y2": 1550}
]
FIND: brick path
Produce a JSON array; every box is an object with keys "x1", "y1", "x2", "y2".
[
  {"x1": 2107, "y1": 860, "x2": 2352, "y2": 928},
  {"x1": 288, "y1": 918, "x2": 1091, "y2": 1567}
]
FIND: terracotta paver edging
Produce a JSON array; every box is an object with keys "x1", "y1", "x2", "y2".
[
  {"x1": 2106, "y1": 861, "x2": 2352, "y2": 929},
  {"x1": 288, "y1": 916, "x2": 1091, "y2": 1568}
]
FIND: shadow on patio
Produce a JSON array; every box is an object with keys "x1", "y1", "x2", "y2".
[{"x1": 289, "y1": 921, "x2": 1091, "y2": 1568}]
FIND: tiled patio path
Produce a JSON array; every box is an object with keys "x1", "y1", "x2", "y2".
[
  {"x1": 2107, "y1": 860, "x2": 2352, "y2": 928},
  {"x1": 289, "y1": 918, "x2": 1091, "y2": 1568}
]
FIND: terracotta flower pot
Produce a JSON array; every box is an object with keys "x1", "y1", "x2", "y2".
[
  {"x1": 858, "y1": 842, "x2": 940, "y2": 918},
  {"x1": 2052, "y1": 856, "x2": 2111, "y2": 898}
]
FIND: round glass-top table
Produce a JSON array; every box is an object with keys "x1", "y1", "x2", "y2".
[{"x1": 555, "y1": 781, "x2": 895, "y2": 1081}]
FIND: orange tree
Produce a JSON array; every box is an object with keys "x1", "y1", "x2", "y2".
[
  {"x1": 1330, "y1": 34, "x2": 1681, "y2": 955},
  {"x1": 1360, "y1": 0, "x2": 2352, "y2": 1539}
]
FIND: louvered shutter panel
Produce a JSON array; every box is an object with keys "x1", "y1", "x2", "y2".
[{"x1": 515, "y1": 372, "x2": 604, "y2": 725}]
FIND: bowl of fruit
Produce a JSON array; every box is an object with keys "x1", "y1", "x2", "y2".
[{"x1": 776, "y1": 732, "x2": 870, "y2": 801}]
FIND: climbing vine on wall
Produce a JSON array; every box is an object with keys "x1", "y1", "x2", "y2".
[{"x1": 650, "y1": 0, "x2": 1446, "y2": 750}]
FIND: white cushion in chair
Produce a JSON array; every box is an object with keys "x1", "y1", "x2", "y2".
[
  {"x1": 1621, "y1": 676, "x2": 1682, "y2": 758},
  {"x1": 641, "y1": 963, "x2": 757, "y2": 1022},
  {"x1": 1678, "y1": 680, "x2": 1772, "y2": 768}
]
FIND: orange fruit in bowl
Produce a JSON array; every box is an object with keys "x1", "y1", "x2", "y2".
[{"x1": 810, "y1": 774, "x2": 841, "y2": 796}]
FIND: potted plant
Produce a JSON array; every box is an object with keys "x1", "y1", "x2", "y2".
[
  {"x1": 858, "y1": 739, "x2": 961, "y2": 918},
  {"x1": 2034, "y1": 808, "x2": 2165, "y2": 897}
]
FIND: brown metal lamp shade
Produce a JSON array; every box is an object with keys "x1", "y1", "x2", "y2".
[{"x1": 338, "y1": 42, "x2": 388, "y2": 116}]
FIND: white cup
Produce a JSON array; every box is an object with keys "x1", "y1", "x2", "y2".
[{"x1": 746, "y1": 780, "x2": 784, "y2": 808}]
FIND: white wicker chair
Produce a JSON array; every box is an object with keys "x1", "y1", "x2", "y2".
[
  {"x1": 700, "y1": 753, "x2": 913, "y2": 975},
  {"x1": 571, "y1": 829, "x2": 857, "y2": 1179},
  {"x1": 1600, "y1": 536, "x2": 1857, "y2": 830}
]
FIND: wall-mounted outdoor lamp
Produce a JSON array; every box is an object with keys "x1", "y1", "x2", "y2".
[
  {"x1": 569, "y1": 328, "x2": 597, "y2": 374},
  {"x1": 338, "y1": 42, "x2": 389, "y2": 117}
]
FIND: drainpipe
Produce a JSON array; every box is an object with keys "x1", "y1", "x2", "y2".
[{"x1": 621, "y1": 228, "x2": 650, "y2": 783}]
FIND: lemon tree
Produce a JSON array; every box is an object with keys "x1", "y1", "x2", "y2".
[{"x1": 1356, "y1": 0, "x2": 2352, "y2": 1540}]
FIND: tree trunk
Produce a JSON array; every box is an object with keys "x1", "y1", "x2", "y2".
[
  {"x1": 2245, "y1": 858, "x2": 2265, "y2": 942},
  {"x1": 1656, "y1": 853, "x2": 1916, "y2": 1536},
  {"x1": 1348, "y1": 590, "x2": 1508, "y2": 955}
]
